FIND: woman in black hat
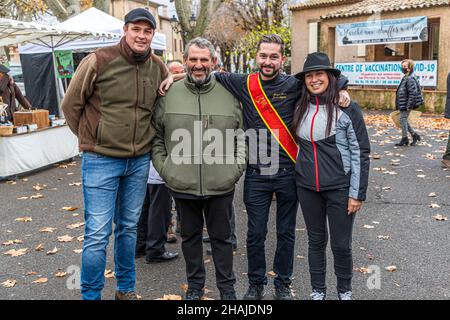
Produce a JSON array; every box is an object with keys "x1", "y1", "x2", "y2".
[
  {"x1": 292, "y1": 52, "x2": 370, "y2": 300},
  {"x1": 0, "y1": 64, "x2": 32, "y2": 123}
]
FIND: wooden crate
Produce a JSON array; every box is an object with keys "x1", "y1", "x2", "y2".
[
  {"x1": 0, "y1": 126, "x2": 13, "y2": 136},
  {"x1": 14, "y1": 110, "x2": 49, "y2": 129}
]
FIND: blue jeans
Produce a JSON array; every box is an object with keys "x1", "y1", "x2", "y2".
[
  {"x1": 80, "y1": 152, "x2": 150, "y2": 300},
  {"x1": 243, "y1": 166, "x2": 298, "y2": 288}
]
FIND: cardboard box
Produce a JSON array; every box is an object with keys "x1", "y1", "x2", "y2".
[{"x1": 14, "y1": 109, "x2": 50, "y2": 129}]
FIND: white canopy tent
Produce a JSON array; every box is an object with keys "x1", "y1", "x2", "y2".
[
  {"x1": 19, "y1": 8, "x2": 167, "y2": 54},
  {"x1": 0, "y1": 10, "x2": 166, "y2": 114},
  {"x1": 0, "y1": 17, "x2": 122, "y2": 111}
]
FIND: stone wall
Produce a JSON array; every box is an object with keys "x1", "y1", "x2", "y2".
[{"x1": 348, "y1": 88, "x2": 446, "y2": 114}]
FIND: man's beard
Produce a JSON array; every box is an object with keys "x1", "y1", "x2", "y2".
[
  {"x1": 259, "y1": 65, "x2": 279, "y2": 78},
  {"x1": 187, "y1": 67, "x2": 211, "y2": 86}
]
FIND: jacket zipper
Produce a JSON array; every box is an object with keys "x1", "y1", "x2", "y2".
[
  {"x1": 311, "y1": 96, "x2": 320, "y2": 192},
  {"x1": 143, "y1": 80, "x2": 147, "y2": 105},
  {"x1": 197, "y1": 89, "x2": 203, "y2": 196},
  {"x1": 132, "y1": 65, "x2": 138, "y2": 157}
]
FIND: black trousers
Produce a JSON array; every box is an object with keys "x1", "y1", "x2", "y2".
[
  {"x1": 297, "y1": 186, "x2": 355, "y2": 293},
  {"x1": 243, "y1": 167, "x2": 298, "y2": 287},
  {"x1": 136, "y1": 184, "x2": 172, "y2": 258},
  {"x1": 174, "y1": 193, "x2": 236, "y2": 293}
]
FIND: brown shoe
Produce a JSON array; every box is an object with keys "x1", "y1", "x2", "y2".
[
  {"x1": 442, "y1": 159, "x2": 450, "y2": 169},
  {"x1": 115, "y1": 291, "x2": 139, "y2": 300}
]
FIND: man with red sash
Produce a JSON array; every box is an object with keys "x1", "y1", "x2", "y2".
[{"x1": 160, "y1": 34, "x2": 349, "y2": 300}]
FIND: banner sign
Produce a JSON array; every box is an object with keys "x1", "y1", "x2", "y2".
[
  {"x1": 335, "y1": 61, "x2": 437, "y2": 87},
  {"x1": 55, "y1": 50, "x2": 74, "y2": 79},
  {"x1": 336, "y1": 16, "x2": 428, "y2": 46}
]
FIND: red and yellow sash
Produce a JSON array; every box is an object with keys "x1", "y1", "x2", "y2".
[{"x1": 247, "y1": 73, "x2": 298, "y2": 163}]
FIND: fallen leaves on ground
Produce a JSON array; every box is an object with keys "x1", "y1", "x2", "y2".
[
  {"x1": 55, "y1": 272, "x2": 67, "y2": 278},
  {"x1": 3, "y1": 248, "x2": 28, "y2": 257},
  {"x1": 180, "y1": 284, "x2": 188, "y2": 293},
  {"x1": 429, "y1": 203, "x2": 441, "y2": 209},
  {"x1": 267, "y1": 271, "x2": 277, "y2": 277},
  {"x1": 33, "y1": 184, "x2": 46, "y2": 191},
  {"x1": 104, "y1": 269, "x2": 115, "y2": 279},
  {"x1": 35, "y1": 244, "x2": 44, "y2": 252},
  {"x1": 385, "y1": 266, "x2": 397, "y2": 272},
  {"x1": 296, "y1": 255, "x2": 305, "y2": 259},
  {"x1": 30, "y1": 194, "x2": 44, "y2": 199},
  {"x1": 73, "y1": 249, "x2": 82, "y2": 254},
  {"x1": 354, "y1": 267, "x2": 371, "y2": 274},
  {"x1": 377, "y1": 235, "x2": 390, "y2": 240},
  {"x1": 17, "y1": 196, "x2": 28, "y2": 200},
  {"x1": 32, "y1": 278, "x2": 48, "y2": 284},
  {"x1": 57, "y1": 235, "x2": 74, "y2": 242},
  {"x1": 204, "y1": 259, "x2": 211, "y2": 264},
  {"x1": 156, "y1": 294, "x2": 182, "y2": 300},
  {"x1": 372, "y1": 153, "x2": 381, "y2": 159},
  {"x1": 428, "y1": 192, "x2": 437, "y2": 197},
  {"x1": 2, "y1": 280, "x2": 16, "y2": 288},
  {"x1": 46, "y1": 247, "x2": 58, "y2": 255},
  {"x1": 77, "y1": 235, "x2": 84, "y2": 242},
  {"x1": 62, "y1": 206, "x2": 78, "y2": 211},
  {"x1": 433, "y1": 214, "x2": 448, "y2": 221},
  {"x1": 69, "y1": 182, "x2": 82, "y2": 187},
  {"x1": 66, "y1": 222, "x2": 84, "y2": 230},
  {"x1": 40, "y1": 227, "x2": 57, "y2": 233},
  {"x1": 417, "y1": 175, "x2": 426, "y2": 178},
  {"x1": 25, "y1": 271, "x2": 37, "y2": 276},
  {"x1": 363, "y1": 225, "x2": 375, "y2": 229},
  {"x1": 2, "y1": 239, "x2": 23, "y2": 246},
  {"x1": 15, "y1": 217, "x2": 32, "y2": 222},
  {"x1": 6, "y1": 180, "x2": 17, "y2": 185}
]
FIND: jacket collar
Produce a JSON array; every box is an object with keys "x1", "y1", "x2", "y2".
[
  {"x1": 118, "y1": 37, "x2": 152, "y2": 65},
  {"x1": 183, "y1": 74, "x2": 216, "y2": 94}
]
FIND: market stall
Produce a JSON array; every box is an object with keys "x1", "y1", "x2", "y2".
[{"x1": 0, "y1": 125, "x2": 78, "y2": 179}]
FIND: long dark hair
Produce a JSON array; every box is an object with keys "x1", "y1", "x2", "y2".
[{"x1": 292, "y1": 71, "x2": 340, "y2": 140}]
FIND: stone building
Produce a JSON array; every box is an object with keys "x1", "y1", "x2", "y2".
[{"x1": 290, "y1": 0, "x2": 450, "y2": 112}]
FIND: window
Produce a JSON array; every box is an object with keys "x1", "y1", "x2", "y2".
[{"x1": 309, "y1": 22, "x2": 319, "y2": 53}]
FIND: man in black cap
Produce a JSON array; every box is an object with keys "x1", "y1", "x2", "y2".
[
  {"x1": 0, "y1": 64, "x2": 32, "y2": 123},
  {"x1": 62, "y1": 8, "x2": 172, "y2": 300}
]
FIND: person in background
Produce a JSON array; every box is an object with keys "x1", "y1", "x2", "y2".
[
  {"x1": 395, "y1": 59, "x2": 422, "y2": 146},
  {"x1": 0, "y1": 64, "x2": 32, "y2": 123},
  {"x1": 442, "y1": 71, "x2": 450, "y2": 169},
  {"x1": 292, "y1": 52, "x2": 370, "y2": 300},
  {"x1": 135, "y1": 161, "x2": 179, "y2": 262},
  {"x1": 165, "y1": 59, "x2": 185, "y2": 240},
  {"x1": 167, "y1": 60, "x2": 184, "y2": 75}
]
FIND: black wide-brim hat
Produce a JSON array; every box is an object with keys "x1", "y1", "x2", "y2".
[
  {"x1": 0, "y1": 64, "x2": 10, "y2": 74},
  {"x1": 294, "y1": 52, "x2": 341, "y2": 79}
]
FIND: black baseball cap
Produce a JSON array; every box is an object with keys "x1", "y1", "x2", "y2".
[
  {"x1": 0, "y1": 64, "x2": 10, "y2": 74},
  {"x1": 124, "y1": 8, "x2": 157, "y2": 29}
]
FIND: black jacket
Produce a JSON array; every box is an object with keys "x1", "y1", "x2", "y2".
[
  {"x1": 396, "y1": 74, "x2": 423, "y2": 111},
  {"x1": 295, "y1": 100, "x2": 370, "y2": 201},
  {"x1": 445, "y1": 72, "x2": 450, "y2": 119}
]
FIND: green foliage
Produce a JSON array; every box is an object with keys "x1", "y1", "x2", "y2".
[{"x1": 240, "y1": 21, "x2": 292, "y2": 59}]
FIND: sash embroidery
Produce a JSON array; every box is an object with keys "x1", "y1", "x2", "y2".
[{"x1": 247, "y1": 73, "x2": 298, "y2": 163}]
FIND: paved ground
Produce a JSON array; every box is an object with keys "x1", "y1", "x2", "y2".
[{"x1": 1, "y1": 111, "x2": 449, "y2": 300}]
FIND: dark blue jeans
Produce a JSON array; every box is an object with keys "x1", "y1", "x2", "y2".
[{"x1": 243, "y1": 166, "x2": 298, "y2": 288}]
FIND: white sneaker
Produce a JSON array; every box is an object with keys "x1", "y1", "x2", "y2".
[
  {"x1": 310, "y1": 289, "x2": 326, "y2": 300},
  {"x1": 338, "y1": 291, "x2": 352, "y2": 300}
]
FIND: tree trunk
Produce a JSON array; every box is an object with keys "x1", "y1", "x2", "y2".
[{"x1": 174, "y1": 0, "x2": 224, "y2": 44}]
